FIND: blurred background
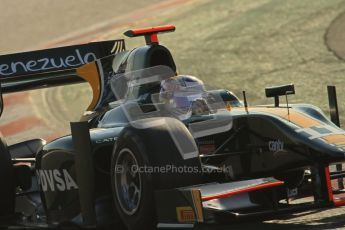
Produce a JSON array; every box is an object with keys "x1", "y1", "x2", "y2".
[{"x1": 1, "y1": 0, "x2": 345, "y2": 146}]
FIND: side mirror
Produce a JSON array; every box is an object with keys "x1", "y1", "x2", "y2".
[{"x1": 265, "y1": 84, "x2": 295, "y2": 107}]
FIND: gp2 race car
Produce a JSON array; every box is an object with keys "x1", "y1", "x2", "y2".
[{"x1": 1, "y1": 25, "x2": 345, "y2": 230}]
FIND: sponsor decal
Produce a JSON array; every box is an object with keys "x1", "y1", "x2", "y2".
[
  {"x1": 287, "y1": 187, "x2": 298, "y2": 198},
  {"x1": 36, "y1": 169, "x2": 78, "y2": 192},
  {"x1": 268, "y1": 139, "x2": 284, "y2": 152},
  {"x1": 176, "y1": 207, "x2": 195, "y2": 223},
  {"x1": 0, "y1": 49, "x2": 97, "y2": 76},
  {"x1": 198, "y1": 139, "x2": 216, "y2": 155},
  {"x1": 95, "y1": 137, "x2": 117, "y2": 144}
]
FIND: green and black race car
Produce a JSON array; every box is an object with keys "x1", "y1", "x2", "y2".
[{"x1": 1, "y1": 25, "x2": 345, "y2": 230}]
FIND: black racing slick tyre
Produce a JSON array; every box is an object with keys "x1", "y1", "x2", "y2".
[
  {"x1": 111, "y1": 117, "x2": 202, "y2": 230},
  {"x1": 0, "y1": 137, "x2": 15, "y2": 216}
]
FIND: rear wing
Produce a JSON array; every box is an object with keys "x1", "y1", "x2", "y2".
[
  {"x1": 0, "y1": 25, "x2": 176, "y2": 114},
  {"x1": 0, "y1": 40, "x2": 125, "y2": 93}
]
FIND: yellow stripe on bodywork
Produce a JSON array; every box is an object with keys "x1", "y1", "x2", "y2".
[
  {"x1": 191, "y1": 189, "x2": 204, "y2": 223},
  {"x1": 76, "y1": 62, "x2": 101, "y2": 111},
  {"x1": 250, "y1": 107, "x2": 320, "y2": 128},
  {"x1": 323, "y1": 135, "x2": 345, "y2": 145}
]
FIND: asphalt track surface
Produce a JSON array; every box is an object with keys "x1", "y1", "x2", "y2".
[{"x1": 3, "y1": 1, "x2": 345, "y2": 229}]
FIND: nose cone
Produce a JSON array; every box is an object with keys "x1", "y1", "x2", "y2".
[
  {"x1": 308, "y1": 138, "x2": 345, "y2": 163},
  {"x1": 318, "y1": 134, "x2": 345, "y2": 162},
  {"x1": 321, "y1": 147, "x2": 345, "y2": 163},
  {"x1": 293, "y1": 124, "x2": 345, "y2": 163}
]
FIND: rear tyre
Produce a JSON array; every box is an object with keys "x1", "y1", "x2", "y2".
[
  {"x1": 111, "y1": 118, "x2": 202, "y2": 230},
  {"x1": 0, "y1": 137, "x2": 15, "y2": 216}
]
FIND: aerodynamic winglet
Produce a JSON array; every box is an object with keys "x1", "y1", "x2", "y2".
[{"x1": 124, "y1": 25, "x2": 176, "y2": 45}]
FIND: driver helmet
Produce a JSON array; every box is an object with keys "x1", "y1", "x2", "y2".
[{"x1": 159, "y1": 75, "x2": 206, "y2": 118}]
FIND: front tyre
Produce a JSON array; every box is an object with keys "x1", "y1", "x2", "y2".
[
  {"x1": 111, "y1": 129, "x2": 155, "y2": 230},
  {"x1": 111, "y1": 118, "x2": 203, "y2": 230}
]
